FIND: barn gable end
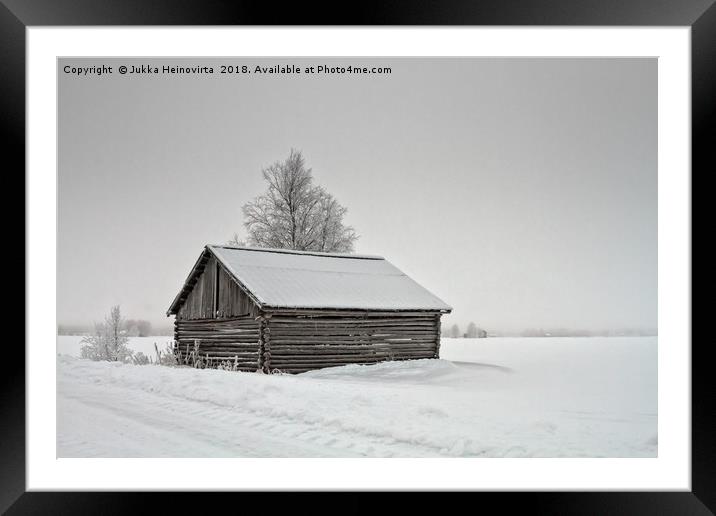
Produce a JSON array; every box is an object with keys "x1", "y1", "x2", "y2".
[{"x1": 169, "y1": 248, "x2": 261, "y2": 320}]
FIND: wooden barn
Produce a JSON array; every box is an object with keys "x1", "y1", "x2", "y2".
[{"x1": 167, "y1": 245, "x2": 452, "y2": 374}]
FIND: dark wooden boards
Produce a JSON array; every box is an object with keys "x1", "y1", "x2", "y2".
[
  {"x1": 263, "y1": 314, "x2": 441, "y2": 374},
  {"x1": 174, "y1": 316, "x2": 261, "y2": 370},
  {"x1": 174, "y1": 311, "x2": 444, "y2": 374},
  {"x1": 176, "y1": 255, "x2": 259, "y2": 320}
]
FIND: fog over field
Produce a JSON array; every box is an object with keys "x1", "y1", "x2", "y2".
[{"x1": 58, "y1": 57, "x2": 656, "y2": 334}]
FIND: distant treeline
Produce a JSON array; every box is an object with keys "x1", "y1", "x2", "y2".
[
  {"x1": 440, "y1": 322, "x2": 657, "y2": 338},
  {"x1": 58, "y1": 319, "x2": 173, "y2": 337},
  {"x1": 441, "y1": 322, "x2": 489, "y2": 339},
  {"x1": 518, "y1": 328, "x2": 657, "y2": 337}
]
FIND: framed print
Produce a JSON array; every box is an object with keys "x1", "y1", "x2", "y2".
[{"x1": 5, "y1": 0, "x2": 708, "y2": 513}]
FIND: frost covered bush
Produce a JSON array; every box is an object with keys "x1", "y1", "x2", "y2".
[
  {"x1": 215, "y1": 359, "x2": 237, "y2": 371},
  {"x1": 80, "y1": 305, "x2": 132, "y2": 362},
  {"x1": 241, "y1": 149, "x2": 358, "y2": 252},
  {"x1": 154, "y1": 342, "x2": 180, "y2": 366}
]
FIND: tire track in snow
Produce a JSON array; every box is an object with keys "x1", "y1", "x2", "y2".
[{"x1": 57, "y1": 375, "x2": 444, "y2": 457}]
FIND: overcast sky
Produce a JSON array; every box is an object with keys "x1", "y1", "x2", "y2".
[{"x1": 58, "y1": 57, "x2": 656, "y2": 333}]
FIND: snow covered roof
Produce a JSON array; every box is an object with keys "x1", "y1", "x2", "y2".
[{"x1": 169, "y1": 245, "x2": 452, "y2": 314}]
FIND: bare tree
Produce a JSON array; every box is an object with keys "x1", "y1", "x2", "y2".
[
  {"x1": 466, "y1": 322, "x2": 478, "y2": 338},
  {"x1": 227, "y1": 232, "x2": 247, "y2": 247},
  {"x1": 80, "y1": 305, "x2": 132, "y2": 362},
  {"x1": 449, "y1": 324, "x2": 461, "y2": 339},
  {"x1": 241, "y1": 149, "x2": 358, "y2": 252}
]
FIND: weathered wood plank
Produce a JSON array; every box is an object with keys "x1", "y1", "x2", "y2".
[
  {"x1": 174, "y1": 306, "x2": 442, "y2": 374},
  {"x1": 265, "y1": 310, "x2": 444, "y2": 318},
  {"x1": 268, "y1": 317, "x2": 437, "y2": 325}
]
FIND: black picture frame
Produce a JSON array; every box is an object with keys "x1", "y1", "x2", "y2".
[{"x1": 4, "y1": 1, "x2": 708, "y2": 513}]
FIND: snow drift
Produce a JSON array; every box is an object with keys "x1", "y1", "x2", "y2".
[{"x1": 57, "y1": 337, "x2": 657, "y2": 458}]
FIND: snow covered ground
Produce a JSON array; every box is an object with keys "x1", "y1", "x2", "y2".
[{"x1": 57, "y1": 336, "x2": 657, "y2": 458}]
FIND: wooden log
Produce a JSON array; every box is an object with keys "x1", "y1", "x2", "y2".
[
  {"x1": 176, "y1": 340, "x2": 259, "y2": 345},
  {"x1": 269, "y1": 353, "x2": 434, "y2": 359},
  {"x1": 267, "y1": 340, "x2": 437, "y2": 346},
  {"x1": 268, "y1": 334, "x2": 434, "y2": 340},
  {"x1": 178, "y1": 327, "x2": 259, "y2": 335},
  {"x1": 177, "y1": 333, "x2": 258, "y2": 339},
  {"x1": 264, "y1": 310, "x2": 445, "y2": 318},
  {"x1": 270, "y1": 359, "x2": 387, "y2": 367},
  {"x1": 179, "y1": 313, "x2": 252, "y2": 319},
  {"x1": 194, "y1": 348, "x2": 257, "y2": 353},
  {"x1": 271, "y1": 315, "x2": 435, "y2": 327},
  {"x1": 267, "y1": 329, "x2": 438, "y2": 336},
  {"x1": 269, "y1": 348, "x2": 435, "y2": 356},
  {"x1": 270, "y1": 349, "x2": 434, "y2": 359},
  {"x1": 194, "y1": 352, "x2": 259, "y2": 360},
  {"x1": 190, "y1": 350, "x2": 259, "y2": 356},
  {"x1": 177, "y1": 326, "x2": 258, "y2": 332},
  {"x1": 176, "y1": 342, "x2": 260, "y2": 347},
  {"x1": 267, "y1": 317, "x2": 437, "y2": 325},
  {"x1": 177, "y1": 323, "x2": 258, "y2": 327},
  {"x1": 197, "y1": 355, "x2": 257, "y2": 362},
  {"x1": 176, "y1": 336, "x2": 260, "y2": 342},
  {"x1": 257, "y1": 315, "x2": 267, "y2": 373},
  {"x1": 177, "y1": 325, "x2": 258, "y2": 332},
  {"x1": 181, "y1": 328, "x2": 260, "y2": 333},
  {"x1": 267, "y1": 338, "x2": 436, "y2": 345},
  {"x1": 262, "y1": 321, "x2": 271, "y2": 373},
  {"x1": 183, "y1": 342, "x2": 260, "y2": 348},
  {"x1": 177, "y1": 320, "x2": 258, "y2": 326},
  {"x1": 178, "y1": 335, "x2": 260, "y2": 339},
  {"x1": 271, "y1": 357, "x2": 436, "y2": 374},
  {"x1": 176, "y1": 314, "x2": 253, "y2": 323},
  {"x1": 268, "y1": 332, "x2": 439, "y2": 338},
  {"x1": 176, "y1": 332, "x2": 259, "y2": 337},
  {"x1": 269, "y1": 341, "x2": 436, "y2": 348},
  {"x1": 269, "y1": 352, "x2": 433, "y2": 361},
  {"x1": 434, "y1": 315, "x2": 442, "y2": 358},
  {"x1": 270, "y1": 329, "x2": 437, "y2": 335},
  {"x1": 178, "y1": 327, "x2": 260, "y2": 332},
  {"x1": 270, "y1": 350, "x2": 435, "y2": 358},
  {"x1": 268, "y1": 332, "x2": 437, "y2": 339},
  {"x1": 268, "y1": 346, "x2": 381, "y2": 353},
  {"x1": 268, "y1": 343, "x2": 436, "y2": 351}
]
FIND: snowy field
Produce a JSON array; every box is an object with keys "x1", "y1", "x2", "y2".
[{"x1": 57, "y1": 336, "x2": 657, "y2": 458}]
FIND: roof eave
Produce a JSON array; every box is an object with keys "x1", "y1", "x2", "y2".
[
  {"x1": 261, "y1": 305, "x2": 452, "y2": 313},
  {"x1": 166, "y1": 246, "x2": 212, "y2": 316}
]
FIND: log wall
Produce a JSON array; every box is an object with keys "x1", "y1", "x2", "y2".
[
  {"x1": 174, "y1": 312, "x2": 443, "y2": 374},
  {"x1": 262, "y1": 314, "x2": 441, "y2": 374},
  {"x1": 174, "y1": 316, "x2": 261, "y2": 371}
]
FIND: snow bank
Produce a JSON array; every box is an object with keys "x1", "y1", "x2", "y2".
[{"x1": 57, "y1": 337, "x2": 657, "y2": 458}]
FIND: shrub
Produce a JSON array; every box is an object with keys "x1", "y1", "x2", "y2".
[
  {"x1": 79, "y1": 305, "x2": 132, "y2": 362},
  {"x1": 132, "y1": 352, "x2": 150, "y2": 365}
]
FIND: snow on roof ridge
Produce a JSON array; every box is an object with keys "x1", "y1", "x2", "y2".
[
  {"x1": 237, "y1": 263, "x2": 406, "y2": 277},
  {"x1": 206, "y1": 244, "x2": 385, "y2": 260}
]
